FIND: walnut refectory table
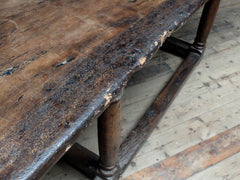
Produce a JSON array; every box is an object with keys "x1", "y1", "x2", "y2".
[{"x1": 0, "y1": 0, "x2": 220, "y2": 179}]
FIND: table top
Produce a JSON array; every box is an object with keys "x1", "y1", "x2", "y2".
[{"x1": 0, "y1": 0, "x2": 206, "y2": 179}]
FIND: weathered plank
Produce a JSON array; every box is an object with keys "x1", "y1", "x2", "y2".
[
  {"x1": 188, "y1": 152, "x2": 240, "y2": 180},
  {"x1": 121, "y1": 43, "x2": 240, "y2": 176},
  {"x1": 123, "y1": 125, "x2": 240, "y2": 180}
]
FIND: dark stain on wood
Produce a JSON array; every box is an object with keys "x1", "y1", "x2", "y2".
[{"x1": 0, "y1": 0, "x2": 209, "y2": 179}]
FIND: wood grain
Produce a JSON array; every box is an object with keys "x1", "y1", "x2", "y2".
[
  {"x1": 187, "y1": 152, "x2": 240, "y2": 180},
  {"x1": 122, "y1": 1, "x2": 240, "y2": 174},
  {"x1": 123, "y1": 125, "x2": 240, "y2": 180},
  {"x1": 42, "y1": 0, "x2": 240, "y2": 179},
  {"x1": 0, "y1": 0, "x2": 207, "y2": 179}
]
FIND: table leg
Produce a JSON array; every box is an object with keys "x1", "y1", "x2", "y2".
[
  {"x1": 193, "y1": 0, "x2": 220, "y2": 52},
  {"x1": 118, "y1": 0, "x2": 221, "y2": 173},
  {"x1": 63, "y1": 1, "x2": 221, "y2": 179},
  {"x1": 95, "y1": 93, "x2": 122, "y2": 180}
]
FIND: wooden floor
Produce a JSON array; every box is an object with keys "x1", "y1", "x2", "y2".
[{"x1": 42, "y1": 0, "x2": 240, "y2": 179}]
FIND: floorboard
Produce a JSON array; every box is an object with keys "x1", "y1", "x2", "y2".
[{"x1": 123, "y1": 125, "x2": 240, "y2": 180}]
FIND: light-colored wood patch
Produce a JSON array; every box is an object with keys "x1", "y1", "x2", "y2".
[
  {"x1": 187, "y1": 152, "x2": 240, "y2": 180},
  {"x1": 123, "y1": 125, "x2": 240, "y2": 180}
]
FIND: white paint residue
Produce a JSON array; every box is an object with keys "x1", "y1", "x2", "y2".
[
  {"x1": 61, "y1": 60, "x2": 68, "y2": 65},
  {"x1": 65, "y1": 145, "x2": 71, "y2": 152},
  {"x1": 104, "y1": 93, "x2": 112, "y2": 106},
  {"x1": 139, "y1": 57, "x2": 146, "y2": 65},
  {"x1": 159, "y1": 30, "x2": 171, "y2": 46},
  {"x1": 106, "y1": 87, "x2": 111, "y2": 93},
  {"x1": 159, "y1": 31, "x2": 168, "y2": 41}
]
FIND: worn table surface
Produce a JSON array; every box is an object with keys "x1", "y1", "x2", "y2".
[{"x1": 0, "y1": 0, "x2": 206, "y2": 179}]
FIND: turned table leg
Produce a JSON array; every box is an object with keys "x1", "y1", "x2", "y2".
[
  {"x1": 95, "y1": 93, "x2": 122, "y2": 180},
  {"x1": 64, "y1": 1, "x2": 221, "y2": 179},
  {"x1": 193, "y1": 0, "x2": 220, "y2": 52}
]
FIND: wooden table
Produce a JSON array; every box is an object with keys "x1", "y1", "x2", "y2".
[{"x1": 0, "y1": 0, "x2": 220, "y2": 179}]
